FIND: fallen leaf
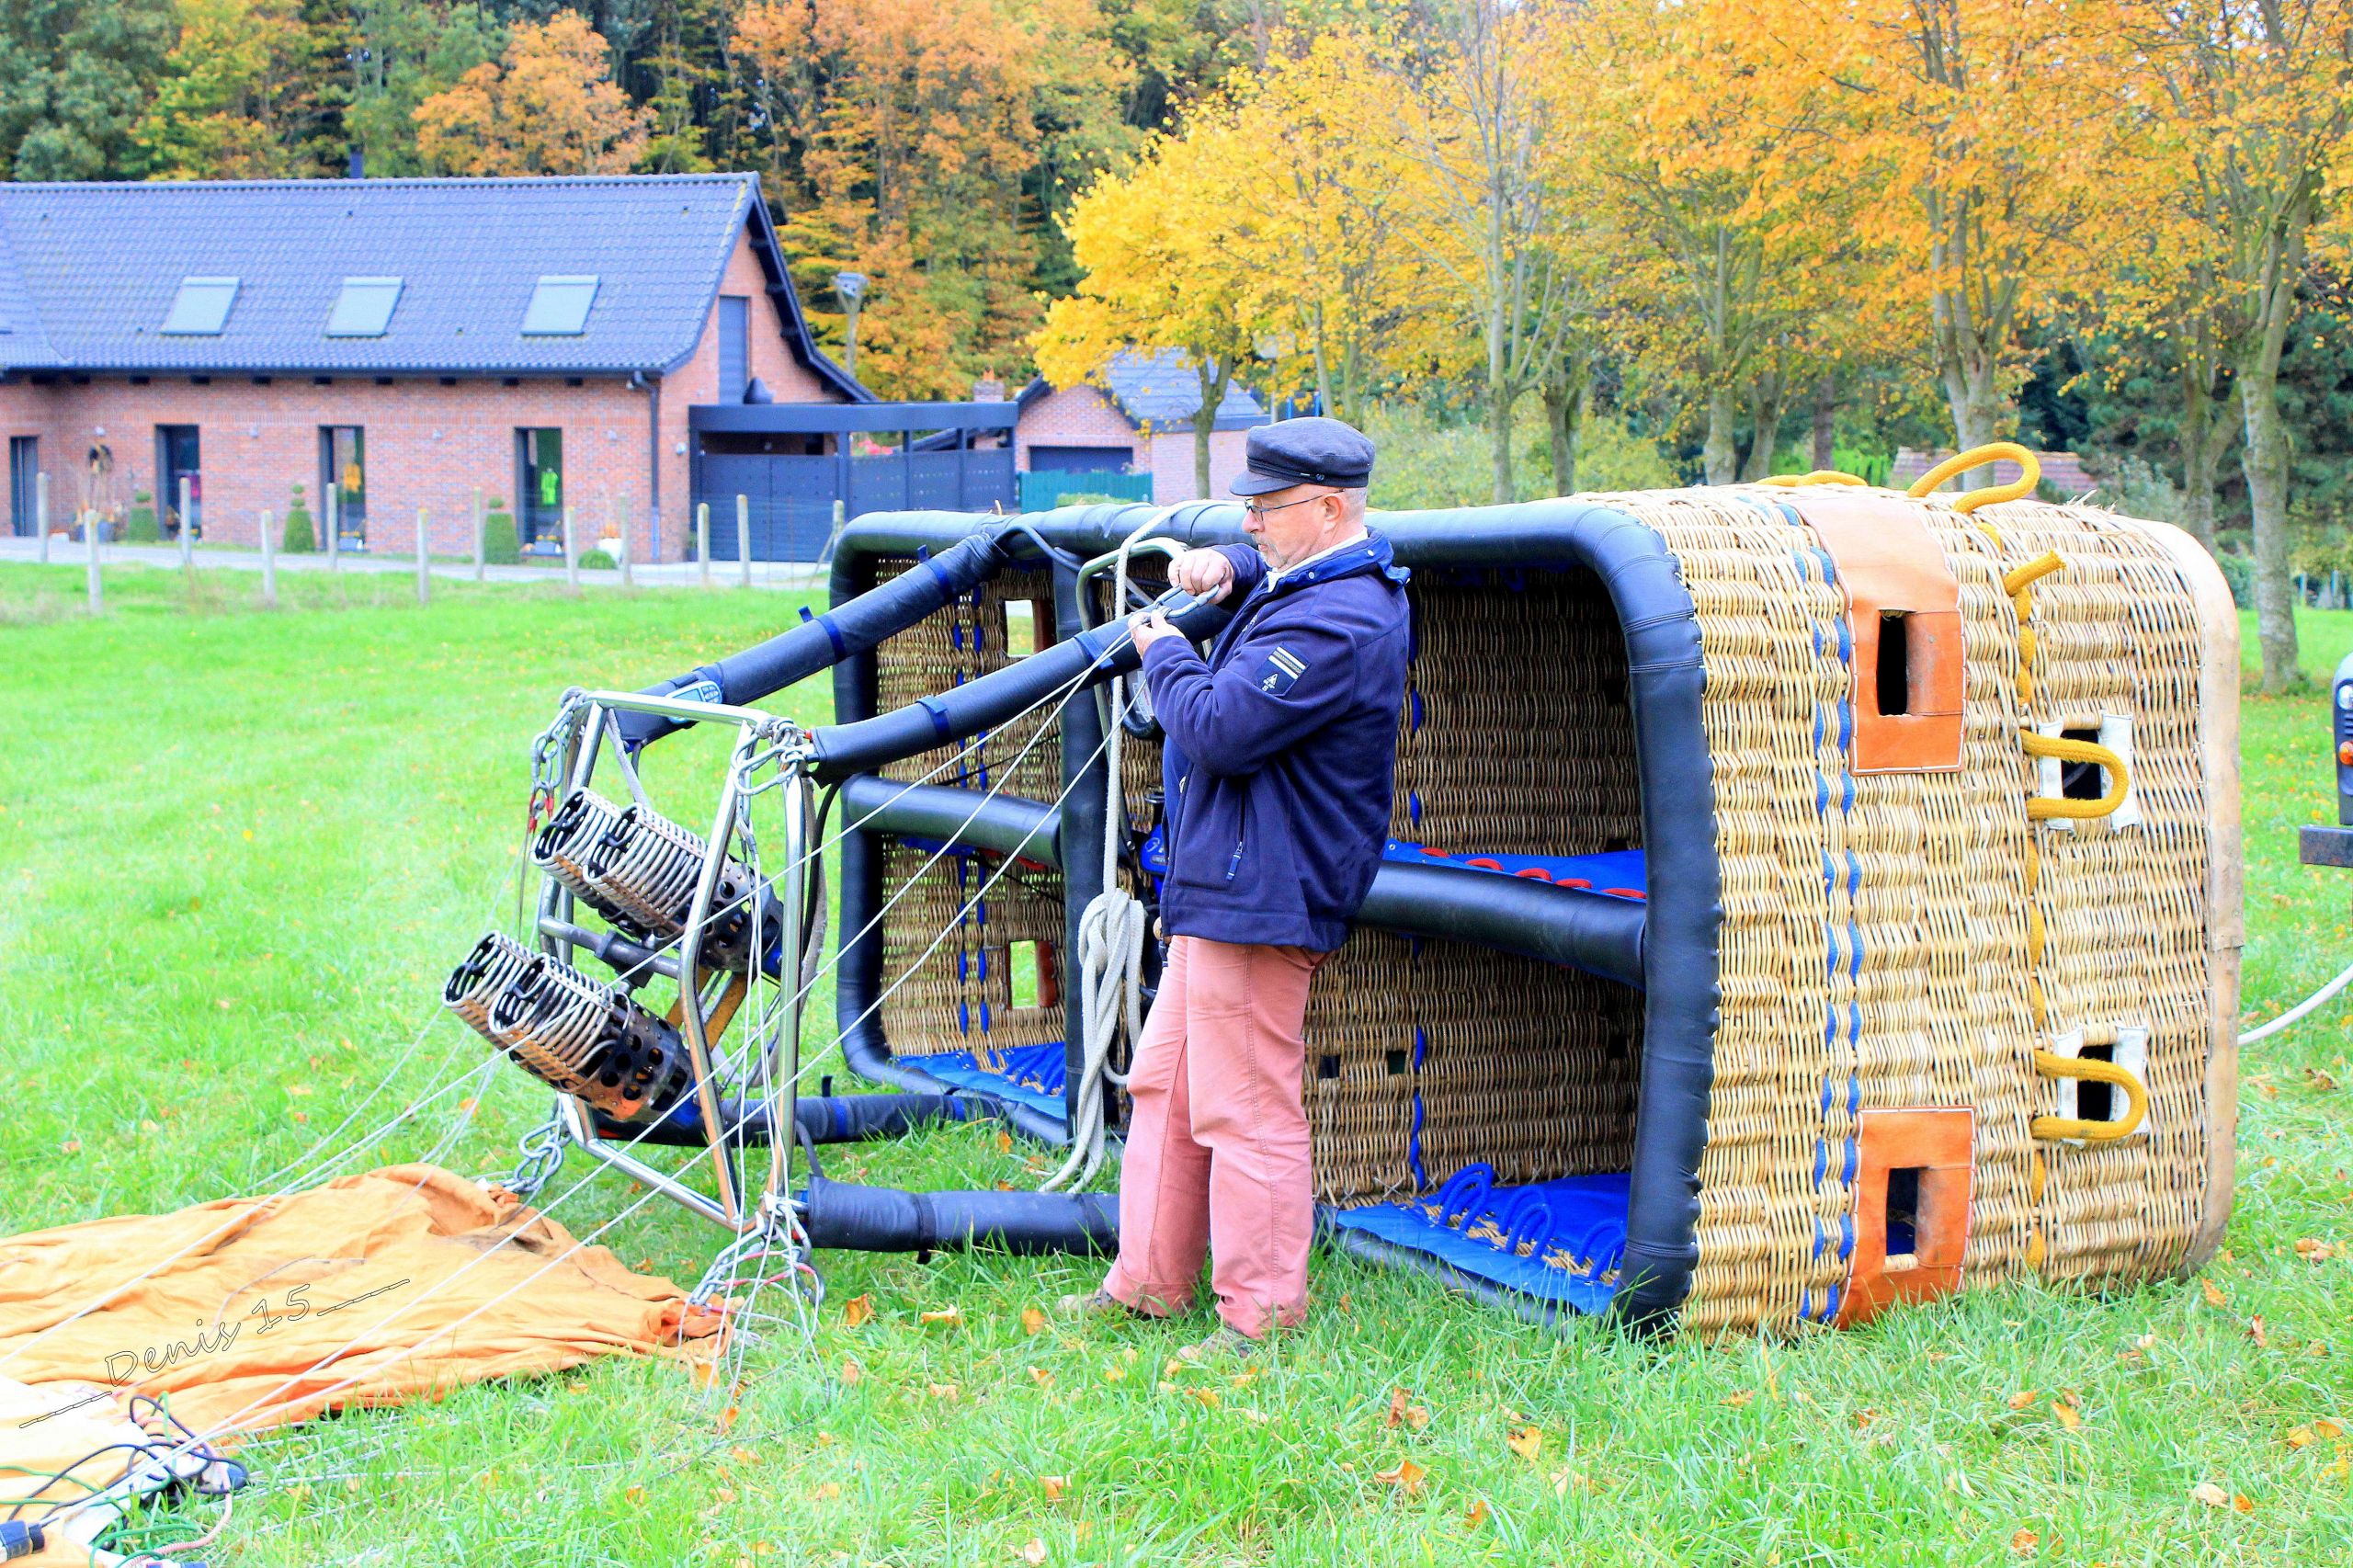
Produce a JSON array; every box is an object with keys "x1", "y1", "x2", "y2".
[
  {"x1": 1385, "y1": 1387, "x2": 1412, "y2": 1428},
  {"x1": 1373, "y1": 1457, "x2": 1427, "y2": 1493},
  {"x1": 1040, "y1": 1475, "x2": 1068, "y2": 1501},
  {"x1": 2314, "y1": 1418, "x2": 2345, "y2": 1439},
  {"x1": 2010, "y1": 1528, "x2": 2040, "y2": 1556},
  {"x1": 2304, "y1": 1067, "x2": 2338, "y2": 1092},
  {"x1": 2286, "y1": 1426, "x2": 2314, "y2": 1449},
  {"x1": 1463, "y1": 1499, "x2": 1492, "y2": 1529},
  {"x1": 2200, "y1": 1278, "x2": 2227, "y2": 1309},
  {"x1": 1028, "y1": 1366, "x2": 1052, "y2": 1388},
  {"x1": 714, "y1": 1486, "x2": 738, "y2": 1505},
  {"x1": 1016, "y1": 1540, "x2": 1045, "y2": 1565},
  {"x1": 996, "y1": 1129, "x2": 1016, "y2": 1154},
  {"x1": 919, "y1": 1305, "x2": 963, "y2": 1327},
  {"x1": 1021, "y1": 1306, "x2": 1047, "y2": 1336},
  {"x1": 2294, "y1": 1237, "x2": 2338, "y2": 1262},
  {"x1": 624, "y1": 1484, "x2": 646, "y2": 1507},
  {"x1": 2251, "y1": 1316, "x2": 2269, "y2": 1349},
  {"x1": 839, "y1": 1358, "x2": 863, "y2": 1386},
  {"x1": 730, "y1": 1446, "x2": 759, "y2": 1465},
  {"x1": 1102, "y1": 1362, "x2": 1127, "y2": 1383},
  {"x1": 2192, "y1": 1482, "x2": 2229, "y2": 1508},
  {"x1": 1506, "y1": 1425, "x2": 1543, "y2": 1462},
  {"x1": 926, "y1": 1381, "x2": 959, "y2": 1403},
  {"x1": 2052, "y1": 1402, "x2": 2083, "y2": 1431},
  {"x1": 2233, "y1": 1494, "x2": 2256, "y2": 1514},
  {"x1": 1187, "y1": 1387, "x2": 1221, "y2": 1410},
  {"x1": 842, "y1": 1294, "x2": 874, "y2": 1327},
  {"x1": 2006, "y1": 1391, "x2": 2037, "y2": 1412},
  {"x1": 813, "y1": 1483, "x2": 842, "y2": 1501},
  {"x1": 1721, "y1": 1390, "x2": 1755, "y2": 1409},
  {"x1": 718, "y1": 1403, "x2": 738, "y2": 1430},
  {"x1": 58, "y1": 1140, "x2": 79, "y2": 1154},
  {"x1": 2324, "y1": 1451, "x2": 2350, "y2": 1481}
]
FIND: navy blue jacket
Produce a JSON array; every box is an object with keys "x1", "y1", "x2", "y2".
[{"x1": 1140, "y1": 530, "x2": 1412, "y2": 951}]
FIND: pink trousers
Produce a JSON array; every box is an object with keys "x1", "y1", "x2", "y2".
[{"x1": 1102, "y1": 936, "x2": 1323, "y2": 1338}]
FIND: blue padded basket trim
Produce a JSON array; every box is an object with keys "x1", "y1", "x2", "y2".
[
  {"x1": 1333, "y1": 1173, "x2": 1631, "y2": 1314},
  {"x1": 1382, "y1": 841, "x2": 1647, "y2": 899},
  {"x1": 897, "y1": 1040, "x2": 1069, "y2": 1119}
]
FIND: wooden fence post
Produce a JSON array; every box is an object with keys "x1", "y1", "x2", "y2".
[
  {"x1": 617, "y1": 496, "x2": 634, "y2": 588},
  {"x1": 563, "y1": 506, "x2": 578, "y2": 592},
  {"x1": 35, "y1": 472, "x2": 47, "y2": 564},
  {"x1": 472, "y1": 487, "x2": 485, "y2": 581},
  {"x1": 415, "y1": 508, "x2": 430, "y2": 606},
  {"x1": 260, "y1": 508, "x2": 278, "y2": 608},
  {"x1": 697, "y1": 502, "x2": 711, "y2": 589},
  {"x1": 736, "y1": 494, "x2": 752, "y2": 587},
  {"x1": 324, "y1": 486, "x2": 339, "y2": 573},
  {"x1": 178, "y1": 477, "x2": 194, "y2": 572},
  {"x1": 84, "y1": 510, "x2": 101, "y2": 612}
]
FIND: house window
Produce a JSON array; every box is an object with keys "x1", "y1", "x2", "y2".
[
  {"x1": 161, "y1": 278, "x2": 239, "y2": 335},
  {"x1": 718, "y1": 296, "x2": 749, "y2": 403},
  {"x1": 9, "y1": 437, "x2": 37, "y2": 538},
  {"x1": 155, "y1": 426, "x2": 201, "y2": 538},
  {"x1": 1029, "y1": 445, "x2": 1135, "y2": 472},
  {"x1": 521, "y1": 276, "x2": 598, "y2": 336},
  {"x1": 517, "y1": 428, "x2": 564, "y2": 548},
  {"x1": 320, "y1": 426, "x2": 367, "y2": 547},
  {"x1": 325, "y1": 278, "x2": 404, "y2": 337}
]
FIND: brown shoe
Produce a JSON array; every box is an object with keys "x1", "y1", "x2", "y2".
[
  {"x1": 1176, "y1": 1324, "x2": 1259, "y2": 1363},
  {"x1": 1057, "y1": 1287, "x2": 1138, "y2": 1320}
]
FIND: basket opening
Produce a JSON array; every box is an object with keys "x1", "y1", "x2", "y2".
[{"x1": 1876, "y1": 612, "x2": 1914, "y2": 716}]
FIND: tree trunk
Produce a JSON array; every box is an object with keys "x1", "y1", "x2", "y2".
[
  {"x1": 1740, "y1": 369, "x2": 1786, "y2": 483},
  {"x1": 1543, "y1": 372, "x2": 1588, "y2": 496},
  {"x1": 1811, "y1": 372, "x2": 1837, "y2": 471},
  {"x1": 1938, "y1": 354, "x2": 2003, "y2": 488},
  {"x1": 1490, "y1": 381, "x2": 1518, "y2": 505},
  {"x1": 1311, "y1": 301, "x2": 1333, "y2": 417},
  {"x1": 2178, "y1": 364, "x2": 2235, "y2": 553},
  {"x1": 1702, "y1": 383, "x2": 1738, "y2": 485},
  {"x1": 2242, "y1": 363, "x2": 2299, "y2": 692},
  {"x1": 1196, "y1": 360, "x2": 1230, "y2": 502}
]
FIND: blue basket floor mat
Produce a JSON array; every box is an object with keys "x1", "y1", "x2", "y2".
[
  {"x1": 1331, "y1": 1167, "x2": 1631, "y2": 1314},
  {"x1": 895, "y1": 1040, "x2": 1068, "y2": 1119},
  {"x1": 1381, "y1": 841, "x2": 1648, "y2": 900}
]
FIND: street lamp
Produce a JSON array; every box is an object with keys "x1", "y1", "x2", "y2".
[{"x1": 833, "y1": 271, "x2": 868, "y2": 381}]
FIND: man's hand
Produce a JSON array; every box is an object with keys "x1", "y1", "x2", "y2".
[
  {"x1": 1167, "y1": 547, "x2": 1236, "y2": 603},
  {"x1": 1128, "y1": 608, "x2": 1188, "y2": 656}
]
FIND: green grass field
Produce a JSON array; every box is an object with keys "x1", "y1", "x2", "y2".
[{"x1": 1, "y1": 562, "x2": 2347, "y2": 1566}]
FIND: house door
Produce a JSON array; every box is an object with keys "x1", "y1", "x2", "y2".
[
  {"x1": 517, "y1": 428, "x2": 563, "y2": 549},
  {"x1": 321, "y1": 426, "x2": 366, "y2": 549},
  {"x1": 155, "y1": 426, "x2": 201, "y2": 540},
  {"x1": 8, "y1": 437, "x2": 36, "y2": 537}
]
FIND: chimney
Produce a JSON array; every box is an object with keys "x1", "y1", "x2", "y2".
[
  {"x1": 971, "y1": 372, "x2": 1006, "y2": 403},
  {"x1": 347, "y1": 146, "x2": 365, "y2": 179}
]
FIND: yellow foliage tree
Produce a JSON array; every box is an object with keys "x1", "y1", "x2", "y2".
[
  {"x1": 1034, "y1": 118, "x2": 1273, "y2": 499},
  {"x1": 132, "y1": 0, "x2": 324, "y2": 178},
  {"x1": 2116, "y1": 0, "x2": 2353, "y2": 692},
  {"x1": 414, "y1": 10, "x2": 650, "y2": 176}
]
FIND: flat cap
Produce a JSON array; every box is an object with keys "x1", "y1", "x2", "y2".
[{"x1": 1230, "y1": 415, "x2": 1376, "y2": 497}]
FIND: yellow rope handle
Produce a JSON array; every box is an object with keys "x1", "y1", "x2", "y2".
[
  {"x1": 1905, "y1": 442, "x2": 2041, "y2": 514},
  {"x1": 2003, "y1": 551, "x2": 2065, "y2": 704},
  {"x1": 2030, "y1": 1047, "x2": 2149, "y2": 1142},
  {"x1": 2019, "y1": 730, "x2": 2130, "y2": 820},
  {"x1": 1755, "y1": 471, "x2": 1870, "y2": 489}
]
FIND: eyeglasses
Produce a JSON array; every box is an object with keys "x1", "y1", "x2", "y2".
[{"x1": 1241, "y1": 493, "x2": 1336, "y2": 520}]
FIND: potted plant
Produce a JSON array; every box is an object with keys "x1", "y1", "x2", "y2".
[
  {"x1": 282, "y1": 483, "x2": 316, "y2": 553},
  {"x1": 483, "y1": 498, "x2": 522, "y2": 565}
]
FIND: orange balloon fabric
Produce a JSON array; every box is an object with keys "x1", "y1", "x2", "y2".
[{"x1": 0, "y1": 1165, "x2": 722, "y2": 1443}]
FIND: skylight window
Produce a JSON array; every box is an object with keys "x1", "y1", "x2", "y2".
[
  {"x1": 520, "y1": 275, "x2": 598, "y2": 336},
  {"x1": 325, "y1": 276, "x2": 403, "y2": 337},
  {"x1": 161, "y1": 277, "x2": 239, "y2": 335}
]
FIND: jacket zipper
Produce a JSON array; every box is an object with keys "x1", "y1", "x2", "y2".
[{"x1": 1224, "y1": 836, "x2": 1245, "y2": 883}]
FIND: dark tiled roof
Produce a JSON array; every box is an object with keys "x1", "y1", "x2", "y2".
[
  {"x1": 1018, "y1": 349, "x2": 1268, "y2": 432},
  {"x1": 0, "y1": 174, "x2": 863, "y2": 392}
]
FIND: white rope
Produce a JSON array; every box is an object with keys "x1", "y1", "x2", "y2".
[
  {"x1": 2238, "y1": 956, "x2": 2353, "y2": 1044},
  {"x1": 1041, "y1": 508, "x2": 1180, "y2": 1191}
]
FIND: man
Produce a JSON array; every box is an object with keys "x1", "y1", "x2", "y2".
[{"x1": 1063, "y1": 415, "x2": 1411, "y2": 1357}]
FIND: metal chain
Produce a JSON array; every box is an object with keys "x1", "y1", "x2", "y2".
[{"x1": 484, "y1": 1114, "x2": 568, "y2": 1203}]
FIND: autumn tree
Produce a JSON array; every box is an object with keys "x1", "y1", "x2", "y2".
[
  {"x1": 2119, "y1": 0, "x2": 2353, "y2": 692},
  {"x1": 414, "y1": 9, "x2": 651, "y2": 176},
  {"x1": 346, "y1": 0, "x2": 503, "y2": 176},
  {"x1": 1376, "y1": 0, "x2": 1591, "y2": 502},
  {"x1": 133, "y1": 0, "x2": 344, "y2": 178},
  {"x1": 1035, "y1": 114, "x2": 1274, "y2": 497}
]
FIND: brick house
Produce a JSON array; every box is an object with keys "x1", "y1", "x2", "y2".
[
  {"x1": 0, "y1": 174, "x2": 865, "y2": 562},
  {"x1": 1011, "y1": 349, "x2": 1268, "y2": 506}
]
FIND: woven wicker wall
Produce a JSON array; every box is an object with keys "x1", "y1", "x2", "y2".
[
  {"x1": 1620, "y1": 491, "x2": 2215, "y2": 1335},
  {"x1": 868, "y1": 564, "x2": 1068, "y2": 1062}
]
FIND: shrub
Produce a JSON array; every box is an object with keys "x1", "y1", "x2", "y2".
[
  {"x1": 124, "y1": 490, "x2": 159, "y2": 543},
  {"x1": 2217, "y1": 549, "x2": 2253, "y2": 608},
  {"x1": 482, "y1": 500, "x2": 521, "y2": 565},
  {"x1": 575, "y1": 548, "x2": 617, "y2": 571},
  {"x1": 281, "y1": 483, "x2": 316, "y2": 553}
]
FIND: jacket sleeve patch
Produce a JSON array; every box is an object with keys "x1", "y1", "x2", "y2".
[{"x1": 1256, "y1": 645, "x2": 1308, "y2": 697}]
